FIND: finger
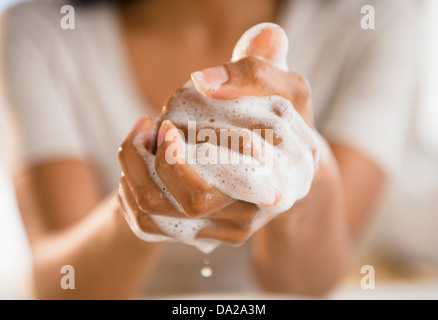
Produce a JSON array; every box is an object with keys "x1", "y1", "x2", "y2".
[
  {"x1": 156, "y1": 117, "x2": 283, "y2": 207},
  {"x1": 120, "y1": 118, "x2": 265, "y2": 224},
  {"x1": 118, "y1": 175, "x2": 167, "y2": 236},
  {"x1": 210, "y1": 200, "x2": 258, "y2": 229},
  {"x1": 231, "y1": 22, "x2": 289, "y2": 72},
  {"x1": 192, "y1": 22, "x2": 290, "y2": 99},
  {"x1": 190, "y1": 21, "x2": 313, "y2": 124},
  {"x1": 155, "y1": 120, "x2": 235, "y2": 218},
  {"x1": 125, "y1": 115, "x2": 156, "y2": 151},
  {"x1": 191, "y1": 58, "x2": 311, "y2": 116},
  {"x1": 118, "y1": 116, "x2": 182, "y2": 216},
  {"x1": 121, "y1": 173, "x2": 274, "y2": 246},
  {"x1": 197, "y1": 219, "x2": 252, "y2": 246},
  {"x1": 198, "y1": 209, "x2": 279, "y2": 246},
  {"x1": 121, "y1": 175, "x2": 258, "y2": 242}
]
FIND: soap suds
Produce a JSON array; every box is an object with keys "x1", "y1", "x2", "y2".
[
  {"x1": 165, "y1": 85, "x2": 318, "y2": 213},
  {"x1": 121, "y1": 23, "x2": 318, "y2": 253},
  {"x1": 119, "y1": 179, "x2": 219, "y2": 254}
]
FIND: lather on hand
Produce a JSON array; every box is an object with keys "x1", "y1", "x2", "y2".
[{"x1": 118, "y1": 23, "x2": 318, "y2": 252}]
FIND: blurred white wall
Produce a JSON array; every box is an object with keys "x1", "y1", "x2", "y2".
[
  {"x1": 366, "y1": 0, "x2": 438, "y2": 266},
  {"x1": 0, "y1": 163, "x2": 32, "y2": 299},
  {"x1": 0, "y1": 0, "x2": 32, "y2": 300},
  {"x1": 417, "y1": 0, "x2": 438, "y2": 155},
  {"x1": 0, "y1": 0, "x2": 27, "y2": 12}
]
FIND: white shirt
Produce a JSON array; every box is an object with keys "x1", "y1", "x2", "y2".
[{"x1": 0, "y1": 0, "x2": 417, "y2": 296}]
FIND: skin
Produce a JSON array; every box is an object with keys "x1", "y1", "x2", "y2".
[{"x1": 10, "y1": 0, "x2": 384, "y2": 298}]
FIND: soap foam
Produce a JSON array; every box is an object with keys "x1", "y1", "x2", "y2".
[
  {"x1": 122, "y1": 23, "x2": 318, "y2": 253},
  {"x1": 120, "y1": 180, "x2": 219, "y2": 254},
  {"x1": 232, "y1": 22, "x2": 289, "y2": 72},
  {"x1": 151, "y1": 215, "x2": 210, "y2": 241},
  {"x1": 133, "y1": 132, "x2": 182, "y2": 212},
  {"x1": 128, "y1": 131, "x2": 220, "y2": 253},
  {"x1": 164, "y1": 84, "x2": 318, "y2": 213}
]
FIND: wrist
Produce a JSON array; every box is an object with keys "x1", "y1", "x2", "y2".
[{"x1": 261, "y1": 133, "x2": 340, "y2": 234}]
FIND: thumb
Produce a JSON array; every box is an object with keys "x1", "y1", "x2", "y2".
[
  {"x1": 231, "y1": 22, "x2": 289, "y2": 72},
  {"x1": 191, "y1": 23, "x2": 291, "y2": 99}
]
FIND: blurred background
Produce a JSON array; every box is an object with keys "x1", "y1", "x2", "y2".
[
  {"x1": 0, "y1": 0, "x2": 437, "y2": 299},
  {"x1": 0, "y1": 1, "x2": 32, "y2": 300}
]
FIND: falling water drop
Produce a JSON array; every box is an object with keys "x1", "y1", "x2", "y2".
[
  {"x1": 201, "y1": 266, "x2": 213, "y2": 278},
  {"x1": 201, "y1": 258, "x2": 213, "y2": 278}
]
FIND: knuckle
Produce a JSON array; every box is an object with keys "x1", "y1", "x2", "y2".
[
  {"x1": 138, "y1": 193, "x2": 161, "y2": 213},
  {"x1": 137, "y1": 214, "x2": 161, "y2": 235},
  {"x1": 186, "y1": 199, "x2": 211, "y2": 217},
  {"x1": 297, "y1": 75, "x2": 311, "y2": 96},
  {"x1": 290, "y1": 73, "x2": 311, "y2": 105},
  {"x1": 231, "y1": 228, "x2": 252, "y2": 246},
  {"x1": 188, "y1": 196, "x2": 212, "y2": 217},
  {"x1": 238, "y1": 56, "x2": 268, "y2": 86},
  {"x1": 155, "y1": 154, "x2": 166, "y2": 171},
  {"x1": 240, "y1": 56, "x2": 260, "y2": 71},
  {"x1": 188, "y1": 189, "x2": 231, "y2": 218}
]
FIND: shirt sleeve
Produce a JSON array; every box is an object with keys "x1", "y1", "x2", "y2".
[
  {"x1": 0, "y1": 3, "x2": 85, "y2": 171},
  {"x1": 320, "y1": 0, "x2": 416, "y2": 175}
]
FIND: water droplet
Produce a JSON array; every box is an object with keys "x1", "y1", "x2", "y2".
[
  {"x1": 201, "y1": 266, "x2": 213, "y2": 278},
  {"x1": 201, "y1": 258, "x2": 212, "y2": 278}
]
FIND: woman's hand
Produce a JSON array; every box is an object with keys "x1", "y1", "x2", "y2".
[
  {"x1": 118, "y1": 116, "x2": 271, "y2": 245},
  {"x1": 192, "y1": 25, "x2": 313, "y2": 126},
  {"x1": 118, "y1": 23, "x2": 316, "y2": 247}
]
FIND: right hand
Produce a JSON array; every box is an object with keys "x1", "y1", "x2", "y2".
[{"x1": 118, "y1": 116, "x2": 275, "y2": 245}]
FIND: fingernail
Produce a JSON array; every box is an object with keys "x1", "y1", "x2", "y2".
[
  {"x1": 157, "y1": 120, "x2": 175, "y2": 147},
  {"x1": 259, "y1": 189, "x2": 283, "y2": 207},
  {"x1": 157, "y1": 120, "x2": 170, "y2": 147},
  {"x1": 273, "y1": 189, "x2": 283, "y2": 206},
  {"x1": 191, "y1": 66, "x2": 229, "y2": 95}
]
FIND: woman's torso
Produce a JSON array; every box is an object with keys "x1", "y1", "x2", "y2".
[{"x1": 2, "y1": 0, "x2": 423, "y2": 296}]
